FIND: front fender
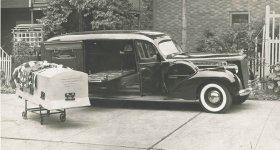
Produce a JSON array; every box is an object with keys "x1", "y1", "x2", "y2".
[{"x1": 169, "y1": 70, "x2": 240, "y2": 100}]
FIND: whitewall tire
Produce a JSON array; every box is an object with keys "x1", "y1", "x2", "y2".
[{"x1": 199, "y1": 83, "x2": 232, "y2": 113}]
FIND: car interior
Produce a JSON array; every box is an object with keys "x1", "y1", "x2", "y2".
[{"x1": 84, "y1": 40, "x2": 140, "y2": 94}]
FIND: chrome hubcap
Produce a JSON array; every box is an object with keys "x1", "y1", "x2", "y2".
[{"x1": 207, "y1": 90, "x2": 221, "y2": 104}]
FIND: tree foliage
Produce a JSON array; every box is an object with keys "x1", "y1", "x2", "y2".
[
  {"x1": 37, "y1": 0, "x2": 72, "y2": 37},
  {"x1": 37, "y1": 0, "x2": 136, "y2": 37},
  {"x1": 139, "y1": 0, "x2": 153, "y2": 29},
  {"x1": 88, "y1": 0, "x2": 133, "y2": 30}
]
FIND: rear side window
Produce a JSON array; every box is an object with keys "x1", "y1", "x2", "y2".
[{"x1": 53, "y1": 50, "x2": 76, "y2": 59}]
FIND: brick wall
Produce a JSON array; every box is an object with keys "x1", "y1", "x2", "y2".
[
  {"x1": 153, "y1": 0, "x2": 182, "y2": 45},
  {"x1": 153, "y1": 0, "x2": 280, "y2": 52}
]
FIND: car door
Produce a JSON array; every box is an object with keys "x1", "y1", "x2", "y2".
[{"x1": 134, "y1": 40, "x2": 162, "y2": 96}]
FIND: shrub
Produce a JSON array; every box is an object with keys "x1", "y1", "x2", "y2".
[
  {"x1": 197, "y1": 30, "x2": 224, "y2": 53},
  {"x1": 1, "y1": 85, "x2": 16, "y2": 94},
  {"x1": 197, "y1": 25, "x2": 259, "y2": 56},
  {"x1": 12, "y1": 41, "x2": 38, "y2": 67},
  {"x1": 0, "y1": 69, "x2": 7, "y2": 86},
  {"x1": 267, "y1": 62, "x2": 280, "y2": 97}
]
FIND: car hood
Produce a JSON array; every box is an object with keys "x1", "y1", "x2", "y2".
[{"x1": 165, "y1": 53, "x2": 246, "y2": 71}]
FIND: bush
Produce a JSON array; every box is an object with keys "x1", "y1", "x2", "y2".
[
  {"x1": 249, "y1": 89, "x2": 279, "y2": 100},
  {"x1": 196, "y1": 30, "x2": 224, "y2": 53},
  {"x1": 1, "y1": 85, "x2": 16, "y2": 94},
  {"x1": 12, "y1": 41, "x2": 38, "y2": 67},
  {"x1": 197, "y1": 25, "x2": 259, "y2": 56},
  {"x1": 0, "y1": 69, "x2": 7, "y2": 86},
  {"x1": 267, "y1": 62, "x2": 280, "y2": 97}
]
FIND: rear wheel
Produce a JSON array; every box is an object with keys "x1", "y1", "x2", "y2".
[
  {"x1": 233, "y1": 95, "x2": 249, "y2": 104},
  {"x1": 199, "y1": 83, "x2": 232, "y2": 113}
]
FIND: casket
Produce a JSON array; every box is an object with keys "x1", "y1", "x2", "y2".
[{"x1": 16, "y1": 68, "x2": 90, "y2": 110}]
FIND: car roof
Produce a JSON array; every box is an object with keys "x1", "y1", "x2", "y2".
[{"x1": 46, "y1": 30, "x2": 166, "y2": 43}]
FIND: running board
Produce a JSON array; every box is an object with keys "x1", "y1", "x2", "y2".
[{"x1": 89, "y1": 94, "x2": 198, "y2": 102}]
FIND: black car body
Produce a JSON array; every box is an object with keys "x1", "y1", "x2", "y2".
[{"x1": 42, "y1": 30, "x2": 258, "y2": 113}]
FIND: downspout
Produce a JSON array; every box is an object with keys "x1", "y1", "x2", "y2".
[
  {"x1": 139, "y1": 0, "x2": 142, "y2": 30},
  {"x1": 182, "y1": 0, "x2": 187, "y2": 52},
  {"x1": 29, "y1": 0, "x2": 34, "y2": 24}
]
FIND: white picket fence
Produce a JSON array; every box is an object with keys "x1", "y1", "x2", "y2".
[
  {"x1": 0, "y1": 47, "x2": 12, "y2": 81},
  {"x1": 251, "y1": 5, "x2": 280, "y2": 79}
]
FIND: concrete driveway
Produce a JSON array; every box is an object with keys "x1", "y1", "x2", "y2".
[{"x1": 1, "y1": 94, "x2": 280, "y2": 150}]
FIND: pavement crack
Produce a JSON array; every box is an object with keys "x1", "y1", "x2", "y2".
[
  {"x1": 148, "y1": 112, "x2": 202, "y2": 149},
  {"x1": 253, "y1": 104, "x2": 276, "y2": 150},
  {"x1": 1, "y1": 137, "x2": 147, "y2": 150}
]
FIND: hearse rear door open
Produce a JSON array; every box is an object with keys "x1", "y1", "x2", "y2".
[{"x1": 42, "y1": 41, "x2": 84, "y2": 71}]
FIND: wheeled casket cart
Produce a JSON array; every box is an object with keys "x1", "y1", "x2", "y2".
[{"x1": 16, "y1": 67, "x2": 90, "y2": 124}]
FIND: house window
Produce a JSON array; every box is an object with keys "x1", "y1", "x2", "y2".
[{"x1": 230, "y1": 12, "x2": 250, "y2": 27}]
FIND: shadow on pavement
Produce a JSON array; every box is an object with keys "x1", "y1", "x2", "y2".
[
  {"x1": 23, "y1": 113, "x2": 91, "y2": 128},
  {"x1": 91, "y1": 99, "x2": 202, "y2": 112},
  {"x1": 228, "y1": 101, "x2": 256, "y2": 113}
]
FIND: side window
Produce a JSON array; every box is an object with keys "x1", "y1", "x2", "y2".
[
  {"x1": 144, "y1": 42, "x2": 156, "y2": 58},
  {"x1": 53, "y1": 50, "x2": 76, "y2": 59},
  {"x1": 135, "y1": 41, "x2": 146, "y2": 59},
  {"x1": 135, "y1": 40, "x2": 158, "y2": 62}
]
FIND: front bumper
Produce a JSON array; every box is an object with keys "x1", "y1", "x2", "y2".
[
  {"x1": 239, "y1": 88, "x2": 252, "y2": 96},
  {"x1": 238, "y1": 76, "x2": 260, "y2": 96}
]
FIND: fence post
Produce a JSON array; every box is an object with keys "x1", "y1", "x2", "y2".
[{"x1": 264, "y1": 5, "x2": 271, "y2": 77}]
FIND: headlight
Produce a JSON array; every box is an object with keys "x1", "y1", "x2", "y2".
[{"x1": 233, "y1": 65, "x2": 238, "y2": 74}]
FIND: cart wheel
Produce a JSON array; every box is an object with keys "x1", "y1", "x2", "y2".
[
  {"x1": 47, "y1": 110, "x2": 50, "y2": 117},
  {"x1": 40, "y1": 117, "x2": 44, "y2": 125},
  {"x1": 22, "y1": 111, "x2": 27, "y2": 119},
  {"x1": 60, "y1": 114, "x2": 66, "y2": 122}
]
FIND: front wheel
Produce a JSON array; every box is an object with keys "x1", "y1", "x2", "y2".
[{"x1": 199, "y1": 83, "x2": 232, "y2": 113}]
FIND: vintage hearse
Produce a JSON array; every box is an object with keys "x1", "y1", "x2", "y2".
[{"x1": 42, "y1": 30, "x2": 258, "y2": 113}]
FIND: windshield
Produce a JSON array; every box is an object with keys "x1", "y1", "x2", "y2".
[{"x1": 158, "y1": 40, "x2": 182, "y2": 57}]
